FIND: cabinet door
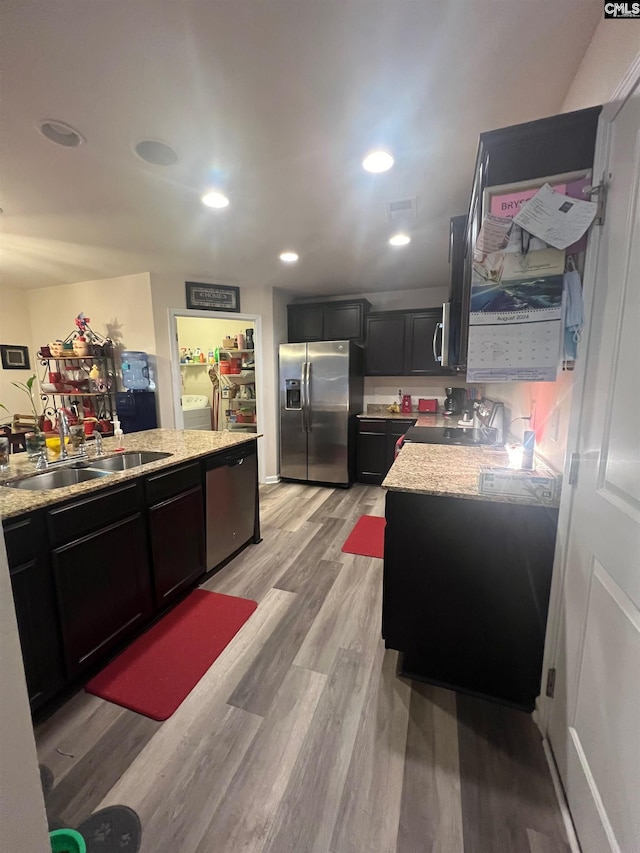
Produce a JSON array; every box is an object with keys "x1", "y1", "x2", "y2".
[
  {"x1": 365, "y1": 314, "x2": 406, "y2": 375},
  {"x1": 5, "y1": 515, "x2": 65, "y2": 711},
  {"x1": 149, "y1": 486, "x2": 205, "y2": 608},
  {"x1": 287, "y1": 304, "x2": 324, "y2": 343},
  {"x1": 357, "y1": 420, "x2": 387, "y2": 484},
  {"x1": 323, "y1": 302, "x2": 363, "y2": 341},
  {"x1": 53, "y1": 514, "x2": 152, "y2": 677},
  {"x1": 404, "y1": 311, "x2": 443, "y2": 375},
  {"x1": 385, "y1": 420, "x2": 415, "y2": 471}
]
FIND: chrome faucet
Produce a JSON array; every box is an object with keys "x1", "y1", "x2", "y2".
[{"x1": 57, "y1": 409, "x2": 70, "y2": 461}]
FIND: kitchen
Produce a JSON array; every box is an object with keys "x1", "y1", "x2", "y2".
[{"x1": 1, "y1": 3, "x2": 639, "y2": 852}]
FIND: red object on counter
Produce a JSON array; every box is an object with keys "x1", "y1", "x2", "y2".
[
  {"x1": 418, "y1": 398, "x2": 437, "y2": 413},
  {"x1": 401, "y1": 394, "x2": 412, "y2": 414}
]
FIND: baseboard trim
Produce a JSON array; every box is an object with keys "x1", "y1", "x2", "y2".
[
  {"x1": 264, "y1": 475, "x2": 281, "y2": 484},
  {"x1": 542, "y1": 738, "x2": 580, "y2": 853}
]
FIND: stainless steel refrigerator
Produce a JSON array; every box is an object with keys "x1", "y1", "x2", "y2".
[{"x1": 279, "y1": 340, "x2": 364, "y2": 485}]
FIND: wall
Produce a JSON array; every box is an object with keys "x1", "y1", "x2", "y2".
[
  {"x1": 562, "y1": 19, "x2": 640, "y2": 112},
  {"x1": 0, "y1": 288, "x2": 40, "y2": 423},
  {"x1": 27, "y1": 272, "x2": 157, "y2": 391},
  {"x1": 0, "y1": 531, "x2": 51, "y2": 852}
]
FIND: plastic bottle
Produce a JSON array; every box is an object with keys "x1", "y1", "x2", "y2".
[{"x1": 113, "y1": 416, "x2": 124, "y2": 451}]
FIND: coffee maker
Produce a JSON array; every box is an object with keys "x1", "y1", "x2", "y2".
[{"x1": 443, "y1": 387, "x2": 466, "y2": 416}]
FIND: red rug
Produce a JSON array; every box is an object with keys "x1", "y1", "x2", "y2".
[
  {"x1": 341, "y1": 515, "x2": 386, "y2": 558},
  {"x1": 85, "y1": 589, "x2": 257, "y2": 720}
]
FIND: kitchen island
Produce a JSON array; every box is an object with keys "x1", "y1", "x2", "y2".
[
  {"x1": 2, "y1": 429, "x2": 262, "y2": 715},
  {"x1": 382, "y1": 443, "x2": 559, "y2": 710}
]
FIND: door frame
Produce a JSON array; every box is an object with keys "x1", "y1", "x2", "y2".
[{"x1": 168, "y1": 308, "x2": 265, "y2": 484}]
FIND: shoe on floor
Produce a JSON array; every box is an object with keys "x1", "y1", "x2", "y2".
[{"x1": 76, "y1": 805, "x2": 142, "y2": 852}]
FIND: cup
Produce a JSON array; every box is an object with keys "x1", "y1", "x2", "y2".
[
  {"x1": 69, "y1": 424, "x2": 87, "y2": 455},
  {"x1": 83, "y1": 420, "x2": 96, "y2": 436},
  {"x1": 0, "y1": 437, "x2": 9, "y2": 471},
  {"x1": 25, "y1": 432, "x2": 46, "y2": 461}
]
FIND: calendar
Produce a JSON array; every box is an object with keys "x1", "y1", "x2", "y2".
[{"x1": 466, "y1": 320, "x2": 562, "y2": 382}]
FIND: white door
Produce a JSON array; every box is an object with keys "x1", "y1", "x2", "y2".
[{"x1": 544, "y1": 71, "x2": 640, "y2": 852}]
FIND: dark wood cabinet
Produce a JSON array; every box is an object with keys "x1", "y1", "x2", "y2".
[
  {"x1": 364, "y1": 312, "x2": 406, "y2": 375},
  {"x1": 404, "y1": 310, "x2": 442, "y2": 375},
  {"x1": 53, "y1": 513, "x2": 153, "y2": 677},
  {"x1": 4, "y1": 513, "x2": 65, "y2": 711},
  {"x1": 357, "y1": 418, "x2": 414, "y2": 484},
  {"x1": 149, "y1": 486, "x2": 205, "y2": 608},
  {"x1": 383, "y1": 489, "x2": 558, "y2": 710},
  {"x1": 365, "y1": 309, "x2": 451, "y2": 376},
  {"x1": 287, "y1": 299, "x2": 371, "y2": 343}
]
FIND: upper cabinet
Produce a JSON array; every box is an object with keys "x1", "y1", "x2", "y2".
[
  {"x1": 287, "y1": 299, "x2": 371, "y2": 343},
  {"x1": 365, "y1": 309, "x2": 451, "y2": 376}
]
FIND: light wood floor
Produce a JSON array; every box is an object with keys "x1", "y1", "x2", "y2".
[{"x1": 36, "y1": 482, "x2": 570, "y2": 853}]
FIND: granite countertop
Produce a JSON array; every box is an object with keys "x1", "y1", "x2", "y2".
[
  {"x1": 358, "y1": 407, "x2": 455, "y2": 427},
  {"x1": 382, "y1": 443, "x2": 560, "y2": 507},
  {"x1": 0, "y1": 429, "x2": 261, "y2": 520}
]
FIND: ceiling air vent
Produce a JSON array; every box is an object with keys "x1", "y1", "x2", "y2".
[{"x1": 386, "y1": 197, "x2": 417, "y2": 223}]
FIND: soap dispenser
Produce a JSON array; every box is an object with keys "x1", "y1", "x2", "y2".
[{"x1": 112, "y1": 416, "x2": 124, "y2": 451}]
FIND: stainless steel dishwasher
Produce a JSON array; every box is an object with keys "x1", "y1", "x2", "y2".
[{"x1": 205, "y1": 442, "x2": 257, "y2": 571}]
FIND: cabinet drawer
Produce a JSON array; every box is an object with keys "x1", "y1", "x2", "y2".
[
  {"x1": 47, "y1": 482, "x2": 142, "y2": 547},
  {"x1": 3, "y1": 512, "x2": 46, "y2": 567},
  {"x1": 358, "y1": 419, "x2": 386, "y2": 434},
  {"x1": 146, "y1": 462, "x2": 201, "y2": 505}
]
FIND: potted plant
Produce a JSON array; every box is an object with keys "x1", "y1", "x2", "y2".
[{"x1": 1, "y1": 374, "x2": 47, "y2": 456}]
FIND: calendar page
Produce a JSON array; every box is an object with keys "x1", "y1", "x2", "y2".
[{"x1": 466, "y1": 321, "x2": 562, "y2": 382}]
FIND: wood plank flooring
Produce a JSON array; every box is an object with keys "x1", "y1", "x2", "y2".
[{"x1": 35, "y1": 482, "x2": 570, "y2": 853}]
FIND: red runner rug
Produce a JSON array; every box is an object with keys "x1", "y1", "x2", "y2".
[
  {"x1": 85, "y1": 589, "x2": 257, "y2": 720},
  {"x1": 341, "y1": 514, "x2": 386, "y2": 558}
]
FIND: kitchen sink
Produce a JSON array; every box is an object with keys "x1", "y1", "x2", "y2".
[
  {"x1": 75, "y1": 451, "x2": 173, "y2": 471},
  {"x1": 5, "y1": 467, "x2": 112, "y2": 490}
]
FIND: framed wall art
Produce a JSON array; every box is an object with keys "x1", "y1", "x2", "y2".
[
  {"x1": 0, "y1": 344, "x2": 31, "y2": 370},
  {"x1": 185, "y1": 282, "x2": 241, "y2": 313}
]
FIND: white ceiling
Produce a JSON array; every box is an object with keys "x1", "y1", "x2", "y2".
[{"x1": 1, "y1": 1, "x2": 601, "y2": 296}]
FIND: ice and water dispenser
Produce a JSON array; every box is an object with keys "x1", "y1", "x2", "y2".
[{"x1": 285, "y1": 378, "x2": 302, "y2": 410}]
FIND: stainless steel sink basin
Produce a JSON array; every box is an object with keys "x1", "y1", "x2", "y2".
[
  {"x1": 5, "y1": 467, "x2": 111, "y2": 490},
  {"x1": 77, "y1": 451, "x2": 172, "y2": 471}
]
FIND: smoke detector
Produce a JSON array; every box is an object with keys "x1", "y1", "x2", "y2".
[{"x1": 386, "y1": 197, "x2": 417, "y2": 223}]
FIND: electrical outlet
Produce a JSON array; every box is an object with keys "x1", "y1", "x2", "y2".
[{"x1": 548, "y1": 406, "x2": 560, "y2": 442}]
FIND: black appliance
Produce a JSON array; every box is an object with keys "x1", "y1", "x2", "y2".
[
  {"x1": 403, "y1": 398, "x2": 505, "y2": 448},
  {"x1": 443, "y1": 387, "x2": 466, "y2": 416},
  {"x1": 115, "y1": 391, "x2": 157, "y2": 433}
]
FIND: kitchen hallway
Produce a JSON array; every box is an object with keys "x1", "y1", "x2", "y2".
[{"x1": 35, "y1": 482, "x2": 570, "y2": 853}]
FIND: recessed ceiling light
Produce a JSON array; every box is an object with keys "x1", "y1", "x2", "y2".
[
  {"x1": 389, "y1": 233, "x2": 411, "y2": 247},
  {"x1": 38, "y1": 119, "x2": 85, "y2": 147},
  {"x1": 134, "y1": 139, "x2": 179, "y2": 166},
  {"x1": 201, "y1": 190, "x2": 230, "y2": 209},
  {"x1": 279, "y1": 251, "x2": 299, "y2": 264},
  {"x1": 362, "y1": 149, "x2": 394, "y2": 173}
]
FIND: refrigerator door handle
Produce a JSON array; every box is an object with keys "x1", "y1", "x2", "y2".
[
  {"x1": 302, "y1": 361, "x2": 309, "y2": 433},
  {"x1": 304, "y1": 361, "x2": 312, "y2": 432}
]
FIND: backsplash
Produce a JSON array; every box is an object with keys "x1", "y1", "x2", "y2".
[{"x1": 363, "y1": 375, "x2": 469, "y2": 412}]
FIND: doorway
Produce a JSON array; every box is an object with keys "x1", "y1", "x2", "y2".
[{"x1": 169, "y1": 309, "x2": 264, "y2": 482}]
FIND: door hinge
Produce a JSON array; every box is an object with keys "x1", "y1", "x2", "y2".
[
  {"x1": 582, "y1": 173, "x2": 609, "y2": 226},
  {"x1": 546, "y1": 667, "x2": 556, "y2": 698},
  {"x1": 568, "y1": 452, "x2": 580, "y2": 486}
]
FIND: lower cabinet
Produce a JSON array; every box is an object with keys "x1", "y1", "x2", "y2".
[
  {"x1": 53, "y1": 513, "x2": 153, "y2": 677},
  {"x1": 4, "y1": 513, "x2": 65, "y2": 710},
  {"x1": 383, "y1": 489, "x2": 558, "y2": 710},
  {"x1": 357, "y1": 419, "x2": 414, "y2": 484},
  {"x1": 149, "y1": 486, "x2": 205, "y2": 608}
]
